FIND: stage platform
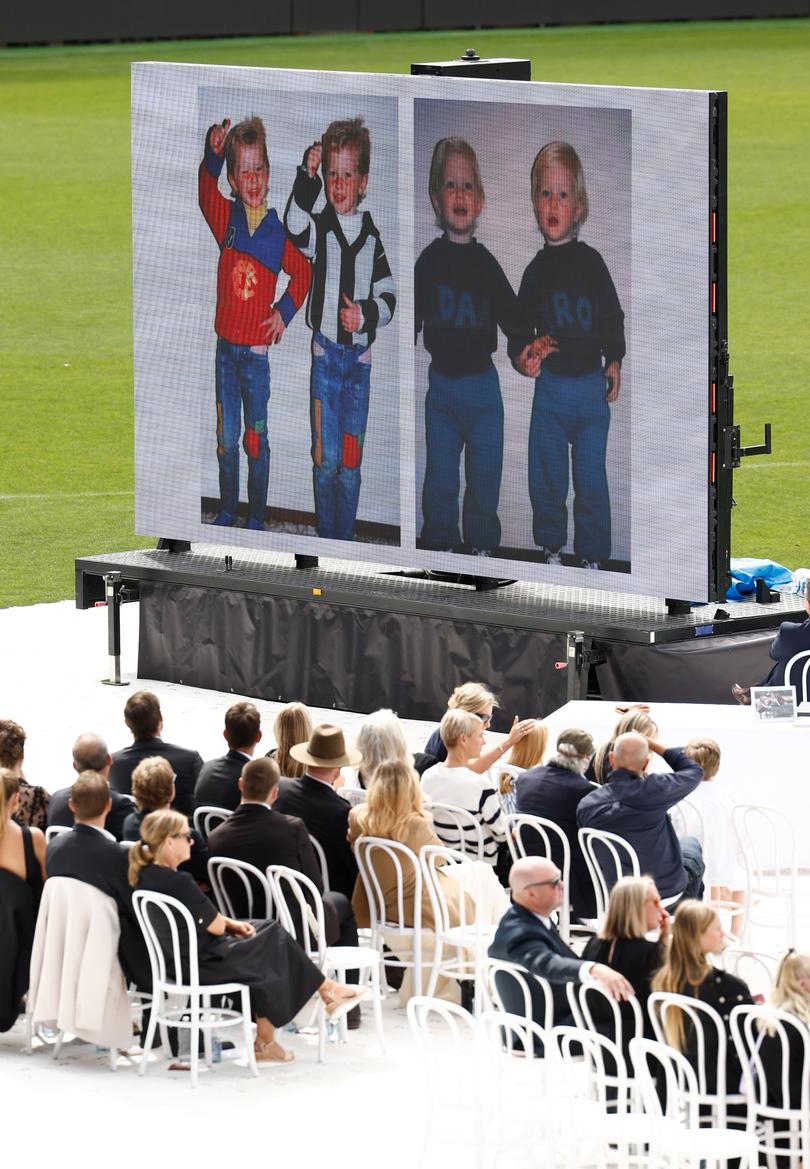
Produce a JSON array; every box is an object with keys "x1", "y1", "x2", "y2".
[{"x1": 75, "y1": 545, "x2": 804, "y2": 719}]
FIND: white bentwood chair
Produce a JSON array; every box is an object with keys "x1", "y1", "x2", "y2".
[
  {"x1": 192, "y1": 805, "x2": 232, "y2": 839},
  {"x1": 132, "y1": 889, "x2": 258, "y2": 1088}
]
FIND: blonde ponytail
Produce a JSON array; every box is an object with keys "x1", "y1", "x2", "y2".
[{"x1": 128, "y1": 808, "x2": 186, "y2": 886}]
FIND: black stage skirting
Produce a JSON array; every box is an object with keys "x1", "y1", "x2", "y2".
[{"x1": 75, "y1": 549, "x2": 800, "y2": 721}]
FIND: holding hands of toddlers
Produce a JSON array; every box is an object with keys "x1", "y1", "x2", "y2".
[
  {"x1": 514, "y1": 334, "x2": 559, "y2": 378},
  {"x1": 305, "y1": 141, "x2": 322, "y2": 178},
  {"x1": 207, "y1": 118, "x2": 231, "y2": 156}
]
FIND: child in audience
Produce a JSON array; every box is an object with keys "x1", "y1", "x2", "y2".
[
  {"x1": 199, "y1": 115, "x2": 311, "y2": 530},
  {"x1": 497, "y1": 718, "x2": 548, "y2": 814},
  {"x1": 284, "y1": 117, "x2": 396, "y2": 541},
  {"x1": 415, "y1": 137, "x2": 521, "y2": 556},
  {"x1": 684, "y1": 737, "x2": 746, "y2": 937},
  {"x1": 509, "y1": 141, "x2": 625, "y2": 570}
]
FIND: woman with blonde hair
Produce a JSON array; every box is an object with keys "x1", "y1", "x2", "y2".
[
  {"x1": 423, "y1": 681, "x2": 536, "y2": 774},
  {"x1": 272, "y1": 702, "x2": 313, "y2": 779},
  {"x1": 348, "y1": 758, "x2": 508, "y2": 929},
  {"x1": 651, "y1": 901, "x2": 752, "y2": 1091},
  {"x1": 582, "y1": 876, "x2": 668, "y2": 1030},
  {"x1": 497, "y1": 718, "x2": 547, "y2": 814},
  {"x1": 593, "y1": 707, "x2": 659, "y2": 784},
  {"x1": 756, "y1": 950, "x2": 810, "y2": 1115},
  {"x1": 0, "y1": 767, "x2": 46, "y2": 1031},
  {"x1": 130, "y1": 809, "x2": 364, "y2": 1063}
]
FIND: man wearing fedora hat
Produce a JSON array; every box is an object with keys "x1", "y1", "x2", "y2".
[{"x1": 274, "y1": 724, "x2": 362, "y2": 899}]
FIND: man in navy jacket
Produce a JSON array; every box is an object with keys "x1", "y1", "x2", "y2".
[
  {"x1": 488, "y1": 856, "x2": 632, "y2": 1026},
  {"x1": 577, "y1": 733, "x2": 704, "y2": 901},
  {"x1": 733, "y1": 594, "x2": 810, "y2": 703}
]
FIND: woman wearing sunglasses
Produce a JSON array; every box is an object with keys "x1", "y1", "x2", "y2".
[{"x1": 129, "y1": 810, "x2": 364, "y2": 1063}]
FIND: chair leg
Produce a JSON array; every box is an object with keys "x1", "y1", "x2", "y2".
[
  {"x1": 189, "y1": 1002, "x2": 200, "y2": 1089},
  {"x1": 109, "y1": 1046, "x2": 117, "y2": 1072},
  {"x1": 317, "y1": 998, "x2": 326, "y2": 1064},
  {"x1": 201, "y1": 993, "x2": 213, "y2": 1067},
  {"x1": 370, "y1": 962, "x2": 385, "y2": 1054},
  {"x1": 53, "y1": 1030, "x2": 64, "y2": 1060},
  {"x1": 139, "y1": 990, "x2": 160, "y2": 1077},
  {"x1": 242, "y1": 989, "x2": 258, "y2": 1078}
]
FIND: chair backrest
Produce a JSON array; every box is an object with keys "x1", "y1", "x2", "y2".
[
  {"x1": 481, "y1": 956, "x2": 554, "y2": 1036},
  {"x1": 406, "y1": 997, "x2": 478, "y2": 1120},
  {"x1": 207, "y1": 855, "x2": 276, "y2": 920},
  {"x1": 133, "y1": 888, "x2": 200, "y2": 992},
  {"x1": 669, "y1": 797, "x2": 705, "y2": 846},
  {"x1": 568, "y1": 979, "x2": 644, "y2": 1053},
  {"x1": 717, "y1": 947, "x2": 780, "y2": 997},
  {"x1": 338, "y1": 787, "x2": 367, "y2": 808},
  {"x1": 353, "y1": 836, "x2": 422, "y2": 934},
  {"x1": 192, "y1": 805, "x2": 232, "y2": 839},
  {"x1": 578, "y1": 827, "x2": 640, "y2": 921},
  {"x1": 266, "y1": 864, "x2": 326, "y2": 963},
  {"x1": 732, "y1": 804, "x2": 797, "y2": 944},
  {"x1": 730, "y1": 1003, "x2": 810, "y2": 1117},
  {"x1": 504, "y1": 813, "x2": 572, "y2": 942},
  {"x1": 427, "y1": 801, "x2": 486, "y2": 861},
  {"x1": 419, "y1": 844, "x2": 477, "y2": 940},
  {"x1": 784, "y1": 648, "x2": 810, "y2": 703},
  {"x1": 478, "y1": 1007, "x2": 548, "y2": 1063},
  {"x1": 647, "y1": 990, "x2": 733, "y2": 1120},
  {"x1": 407, "y1": 995, "x2": 476, "y2": 1046},
  {"x1": 44, "y1": 824, "x2": 71, "y2": 842},
  {"x1": 308, "y1": 833, "x2": 331, "y2": 894},
  {"x1": 629, "y1": 1035, "x2": 702, "y2": 1125},
  {"x1": 550, "y1": 1023, "x2": 630, "y2": 1112}
]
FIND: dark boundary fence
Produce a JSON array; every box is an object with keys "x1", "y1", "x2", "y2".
[{"x1": 2, "y1": 0, "x2": 807, "y2": 47}]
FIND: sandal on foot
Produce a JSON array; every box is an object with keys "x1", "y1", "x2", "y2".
[
  {"x1": 254, "y1": 1040, "x2": 295, "y2": 1064},
  {"x1": 323, "y1": 986, "x2": 368, "y2": 1022}
]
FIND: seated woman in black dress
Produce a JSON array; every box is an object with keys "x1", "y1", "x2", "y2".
[
  {"x1": 583, "y1": 875, "x2": 669, "y2": 1035},
  {"x1": 651, "y1": 901, "x2": 753, "y2": 1093},
  {"x1": 123, "y1": 756, "x2": 209, "y2": 888},
  {"x1": 759, "y1": 950, "x2": 810, "y2": 1115},
  {"x1": 129, "y1": 810, "x2": 365, "y2": 1063},
  {"x1": 0, "y1": 767, "x2": 46, "y2": 1032}
]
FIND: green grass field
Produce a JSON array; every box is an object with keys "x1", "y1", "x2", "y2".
[{"x1": 1, "y1": 19, "x2": 808, "y2": 607}]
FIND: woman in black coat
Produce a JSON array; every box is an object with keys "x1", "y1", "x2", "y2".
[{"x1": 129, "y1": 810, "x2": 365, "y2": 1063}]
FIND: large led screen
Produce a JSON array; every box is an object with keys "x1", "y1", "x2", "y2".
[{"x1": 132, "y1": 63, "x2": 711, "y2": 600}]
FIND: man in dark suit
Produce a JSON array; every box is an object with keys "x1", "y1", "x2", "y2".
[
  {"x1": 488, "y1": 856, "x2": 632, "y2": 1026},
  {"x1": 46, "y1": 771, "x2": 150, "y2": 990},
  {"x1": 733, "y1": 593, "x2": 810, "y2": 703},
  {"x1": 516, "y1": 727, "x2": 597, "y2": 921},
  {"x1": 207, "y1": 756, "x2": 359, "y2": 955},
  {"x1": 273, "y1": 724, "x2": 361, "y2": 900},
  {"x1": 194, "y1": 702, "x2": 262, "y2": 812},
  {"x1": 108, "y1": 690, "x2": 203, "y2": 816},
  {"x1": 46, "y1": 732, "x2": 135, "y2": 840}
]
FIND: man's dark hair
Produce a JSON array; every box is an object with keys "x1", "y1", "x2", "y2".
[
  {"x1": 72, "y1": 732, "x2": 109, "y2": 772},
  {"x1": 225, "y1": 702, "x2": 261, "y2": 751},
  {"x1": 71, "y1": 771, "x2": 112, "y2": 821},
  {"x1": 124, "y1": 691, "x2": 162, "y2": 739},
  {"x1": 241, "y1": 756, "x2": 279, "y2": 803}
]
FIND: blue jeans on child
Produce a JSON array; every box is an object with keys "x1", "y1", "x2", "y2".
[
  {"x1": 421, "y1": 363, "x2": 503, "y2": 552},
  {"x1": 309, "y1": 331, "x2": 372, "y2": 541},
  {"x1": 215, "y1": 338, "x2": 270, "y2": 527},
  {"x1": 528, "y1": 366, "x2": 611, "y2": 562}
]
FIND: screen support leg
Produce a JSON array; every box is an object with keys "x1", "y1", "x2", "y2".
[{"x1": 101, "y1": 571, "x2": 129, "y2": 687}]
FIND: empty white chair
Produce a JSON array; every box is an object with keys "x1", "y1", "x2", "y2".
[
  {"x1": 480, "y1": 956, "x2": 554, "y2": 1037},
  {"x1": 132, "y1": 889, "x2": 259, "y2": 1088},
  {"x1": 730, "y1": 1003, "x2": 810, "y2": 1169},
  {"x1": 338, "y1": 787, "x2": 367, "y2": 808},
  {"x1": 647, "y1": 990, "x2": 746, "y2": 1129},
  {"x1": 629, "y1": 1036, "x2": 757, "y2": 1167},
  {"x1": 420, "y1": 844, "x2": 489, "y2": 997},
  {"x1": 505, "y1": 812, "x2": 573, "y2": 943},
  {"x1": 732, "y1": 804, "x2": 798, "y2": 948},
  {"x1": 578, "y1": 826, "x2": 641, "y2": 922},
  {"x1": 784, "y1": 647, "x2": 810, "y2": 704},
  {"x1": 207, "y1": 856, "x2": 276, "y2": 920},
  {"x1": 353, "y1": 836, "x2": 426, "y2": 998},
  {"x1": 406, "y1": 997, "x2": 481, "y2": 1169},
  {"x1": 192, "y1": 805, "x2": 231, "y2": 839},
  {"x1": 427, "y1": 800, "x2": 486, "y2": 861},
  {"x1": 268, "y1": 863, "x2": 384, "y2": 1054}
]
